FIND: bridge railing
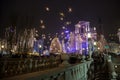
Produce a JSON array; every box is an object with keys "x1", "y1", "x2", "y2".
[
  {"x1": 0, "y1": 54, "x2": 94, "y2": 80},
  {"x1": 0, "y1": 55, "x2": 61, "y2": 78},
  {"x1": 2, "y1": 60, "x2": 93, "y2": 80}
]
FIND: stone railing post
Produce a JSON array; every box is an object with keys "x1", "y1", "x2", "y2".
[
  {"x1": 35, "y1": 59, "x2": 38, "y2": 71},
  {"x1": 81, "y1": 55, "x2": 86, "y2": 62},
  {"x1": 88, "y1": 51, "x2": 93, "y2": 60},
  {"x1": 107, "y1": 55, "x2": 117, "y2": 79},
  {"x1": 59, "y1": 53, "x2": 70, "y2": 67},
  {"x1": 28, "y1": 58, "x2": 33, "y2": 72},
  {"x1": 0, "y1": 59, "x2": 7, "y2": 78},
  {"x1": 18, "y1": 60, "x2": 22, "y2": 74}
]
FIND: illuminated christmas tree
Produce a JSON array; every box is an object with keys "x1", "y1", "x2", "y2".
[{"x1": 50, "y1": 37, "x2": 62, "y2": 54}]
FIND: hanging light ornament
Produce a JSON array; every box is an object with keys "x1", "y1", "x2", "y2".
[
  {"x1": 45, "y1": 7, "x2": 50, "y2": 11},
  {"x1": 59, "y1": 12, "x2": 65, "y2": 17},
  {"x1": 60, "y1": 17, "x2": 64, "y2": 21},
  {"x1": 40, "y1": 20, "x2": 43, "y2": 24},
  {"x1": 41, "y1": 25, "x2": 45, "y2": 29},
  {"x1": 68, "y1": 7, "x2": 72, "y2": 12}
]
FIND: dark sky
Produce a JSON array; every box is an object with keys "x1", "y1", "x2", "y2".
[{"x1": 0, "y1": 0, "x2": 120, "y2": 37}]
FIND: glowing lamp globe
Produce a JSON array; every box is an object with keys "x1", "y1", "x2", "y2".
[
  {"x1": 94, "y1": 42, "x2": 97, "y2": 46},
  {"x1": 38, "y1": 45, "x2": 42, "y2": 48},
  {"x1": 1, "y1": 45, "x2": 4, "y2": 49},
  {"x1": 87, "y1": 33, "x2": 91, "y2": 38}
]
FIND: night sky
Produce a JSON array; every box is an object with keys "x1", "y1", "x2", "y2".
[{"x1": 0, "y1": 0, "x2": 120, "y2": 38}]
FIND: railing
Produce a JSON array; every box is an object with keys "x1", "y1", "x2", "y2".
[
  {"x1": 0, "y1": 54, "x2": 94, "y2": 80},
  {"x1": 0, "y1": 55, "x2": 61, "y2": 79},
  {"x1": 2, "y1": 61, "x2": 93, "y2": 80}
]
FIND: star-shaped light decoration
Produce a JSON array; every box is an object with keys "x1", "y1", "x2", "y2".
[
  {"x1": 65, "y1": 21, "x2": 71, "y2": 25},
  {"x1": 40, "y1": 20, "x2": 43, "y2": 24},
  {"x1": 62, "y1": 26, "x2": 66, "y2": 29},
  {"x1": 45, "y1": 7, "x2": 50, "y2": 11},
  {"x1": 60, "y1": 17, "x2": 64, "y2": 21},
  {"x1": 41, "y1": 25, "x2": 45, "y2": 29},
  {"x1": 59, "y1": 12, "x2": 65, "y2": 17},
  {"x1": 68, "y1": 7, "x2": 72, "y2": 13}
]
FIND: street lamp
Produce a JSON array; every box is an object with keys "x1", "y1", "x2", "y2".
[
  {"x1": 38, "y1": 44, "x2": 42, "y2": 48},
  {"x1": 87, "y1": 33, "x2": 91, "y2": 38},
  {"x1": 94, "y1": 42, "x2": 97, "y2": 46}
]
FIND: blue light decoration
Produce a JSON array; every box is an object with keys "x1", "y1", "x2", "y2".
[
  {"x1": 33, "y1": 41, "x2": 39, "y2": 53},
  {"x1": 65, "y1": 43, "x2": 76, "y2": 54},
  {"x1": 82, "y1": 42, "x2": 88, "y2": 55},
  {"x1": 68, "y1": 47, "x2": 76, "y2": 53},
  {"x1": 58, "y1": 21, "x2": 96, "y2": 55},
  {"x1": 33, "y1": 39, "x2": 44, "y2": 54},
  {"x1": 65, "y1": 30, "x2": 69, "y2": 33}
]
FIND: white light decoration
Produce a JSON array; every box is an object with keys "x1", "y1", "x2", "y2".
[
  {"x1": 40, "y1": 20, "x2": 43, "y2": 24},
  {"x1": 50, "y1": 38, "x2": 52, "y2": 41},
  {"x1": 1, "y1": 45, "x2": 4, "y2": 49},
  {"x1": 115, "y1": 65, "x2": 117, "y2": 68},
  {"x1": 68, "y1": 7, "x2": 72, "y2": 12},
  {"x1": 34, "y1": 38, "x2": 37, "y2": 41},
  {"x1": 38, "y1": 44, "x2": 42, "y2": 48},
  {"x1": 94, "y1": 27, "x2": 96, "y2": 31},
  {"x1": 11, "y1": 50, "x2": 15, "y2": 53},
  {"x1": 35, "y1": 30, "x2": 38, "y2": 32},
  {"x1": 41, "y1": 25, "x2": 45, "y2": 29},
  {"x1": 98, "y1": 47, "x2": 100, "y2": 50},
  {"x1": 66, "y1": 21, "x2": 71, "y2": 25},
  {"x1": 45, "y1": 7, "x2": 50, "y2": 11},
  {"x1": 59, "y1": 12, "x2": 64, "y2": 17},
  {"x1": 60, "y1": 17, "x2": 64, "y2": 20},
  {"x1": 94, "y1": 42, "x2": 97, "y2": 45},
  {"x1": 82, "y1": 48, "x2": 85, "y2": 50},
  {"x1": 62, "y1": 26, "x2": 65, "y2": 29},
  {"x1": 87, "y1": 33, "x2": 91, "y2": 38}
]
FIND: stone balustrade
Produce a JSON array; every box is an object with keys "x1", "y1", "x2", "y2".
[
  {"x1": 0, "y1": 55, "x2": 61, "y2": 79},
  {"x1": 1, "y1": 60, "x2": 93, "y2": 80},
  {"x1": 0, "y1": 54, "x2": 94, "y2": 80}
]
